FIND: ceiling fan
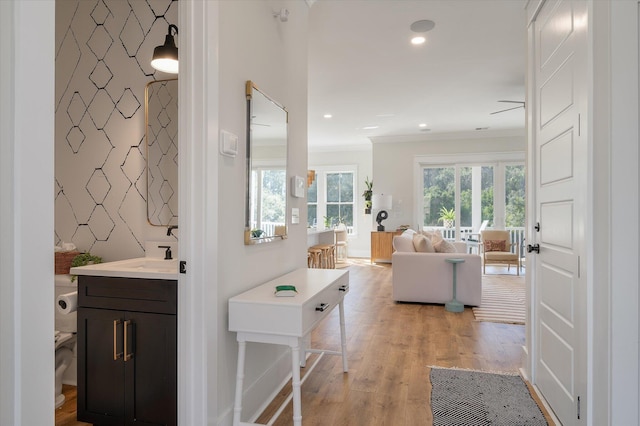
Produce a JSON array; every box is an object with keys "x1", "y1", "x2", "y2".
[{"x1": 490, "y1": 100, "x2": 525, "y2": 115}]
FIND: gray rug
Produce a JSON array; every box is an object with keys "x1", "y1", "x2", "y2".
[{"x1": 430, "y1": 368, "x2": 548, "y2": 425}]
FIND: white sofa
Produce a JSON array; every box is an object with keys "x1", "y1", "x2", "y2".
[{"x1": 391, "y1": 233, "x2": 482, "y2": 306}]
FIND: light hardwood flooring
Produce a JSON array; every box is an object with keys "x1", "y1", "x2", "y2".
[{"x1": 56, "y1": 261, "x2": 525, "y2": 426}]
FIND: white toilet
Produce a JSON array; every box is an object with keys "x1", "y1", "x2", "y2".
[{"x1": 54, "y1": 274, "x2": 77, "y2": 409}]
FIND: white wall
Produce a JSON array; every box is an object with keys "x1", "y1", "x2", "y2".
[
  {"x1": 309, "y1": 146, "x2": 373, "y2": 257},
  {"x1": 371, "y1": 131, "x2": 526, "y2": 232},
  {"x1": 605, "y1": 2, "x2": 640, "y2": 424},
  {"x1": 215, "y1": 2, "x2": 309, "y2": 424},
  {"x1": 0, "y1": 1, "x2": 55, "y2": 425}
]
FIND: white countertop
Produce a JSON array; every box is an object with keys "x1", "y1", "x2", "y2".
[{"x1": 70, "y1": 257, "x2": 179, "y2": 280}]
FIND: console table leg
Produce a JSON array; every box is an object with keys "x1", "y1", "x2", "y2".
[
  {"x1": 232, "y1": 340, "x2": 246, "y2": 426},
  {"x1": 290, "y1": 344, "x2": 303, "y2": 426},
  {"x1": 339, "y1": 300, "x2": 349, "y2": 372}
]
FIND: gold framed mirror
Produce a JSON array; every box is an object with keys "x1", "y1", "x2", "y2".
[
  {"x1": 145, "y1": 78, "x2": 178, "y2": 226},
  {"x1": 244, "y1": 81, "x2": 288, "y2": 244}
]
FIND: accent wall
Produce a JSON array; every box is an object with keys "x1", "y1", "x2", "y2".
[{"x1": 55, "y1": 0, "x2": 178, "y2": 261}]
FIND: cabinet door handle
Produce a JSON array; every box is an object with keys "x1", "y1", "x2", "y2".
[
  {"x1": 123, "y1": 320, "x2": 134, "y2": 361},
  {"x1": 113, "y1": 320, "x2": 123, "y2": 360},
  {"x1": 315, "y1": 303, "x2": 330, "y2": 312}
]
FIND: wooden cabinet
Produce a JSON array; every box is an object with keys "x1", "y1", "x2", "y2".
[
  {"x1": 77, "y1": 276, "x2": 177, "y2": 426},
  {"x1": 371, "y1": 231, "x2": 402, "y2": 263}
]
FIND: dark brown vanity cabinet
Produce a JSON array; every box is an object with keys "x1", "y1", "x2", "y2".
[{"x1": 77, "y1": 276, "x2": 177, "y2": 426}]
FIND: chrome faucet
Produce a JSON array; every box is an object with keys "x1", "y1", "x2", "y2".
[{"x1": 167, "y1": 225, "x2": 178, "y2": 236}]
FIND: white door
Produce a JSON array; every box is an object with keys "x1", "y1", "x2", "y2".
[{"x1": 530, "y1": 0, "x2": 587, "y2": 424}]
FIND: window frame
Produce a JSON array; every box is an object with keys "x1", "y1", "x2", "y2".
[
  {"x1": 414, "y1": 152, "x2": 524, "y2": 239},
  {"x1": 307, "y1": 165, "x2": 358, "y2": 236}
]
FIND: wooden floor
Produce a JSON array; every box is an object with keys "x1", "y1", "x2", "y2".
[
  {"x1": 55, "y1": 385, "x2": 90, "y2": 426},
  {"x1": 255, "y1": 260, "x2": 525, "y2": 425},
  {"x1": 56, "y1": 261, "x2": 525, "y2": 426}
]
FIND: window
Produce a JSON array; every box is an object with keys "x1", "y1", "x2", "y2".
[
  {"x1": 250, "y1": 168, "x2": 286, "y2": 234},
  {"x1": 326, "y1": 172, "x2": 354, "y2": 228},
  {"x1": 416, "y1": 153, "x2": 524, "y2": 240},
  {"x1": 307, "y1": 168, "x2": 356, "y2": 234},
  {"x1": 505, "y1": 165, "x2": 525, "y2": 227}
]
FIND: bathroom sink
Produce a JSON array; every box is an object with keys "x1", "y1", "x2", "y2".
[{"x1": 70, "y1": 257, "x2": 179, "y2": 280}]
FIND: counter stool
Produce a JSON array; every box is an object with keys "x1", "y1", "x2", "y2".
[
  {"x1": 311, "y1": 244, "x2": 335, "y2": 269},
  {"x1": 307, "y1": 247, "x2": 322, "y2": 268}
]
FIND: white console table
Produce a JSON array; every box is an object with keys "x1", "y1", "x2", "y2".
[{"x1": 229, "y1": 268, "x2": 349, "y2": 426}]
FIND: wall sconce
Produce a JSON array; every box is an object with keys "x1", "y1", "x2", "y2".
[
  {"x1": 307, "y1": 170, "x2": 316, "y2": 187},
  {"x1": 151, "y1": 24, "x2": 179, "y2": 74},
  {"x1": 372, "y1": 194, "x2": 392, "y2": 231}
]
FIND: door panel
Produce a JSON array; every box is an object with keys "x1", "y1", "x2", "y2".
[
  {"x1": 125, "y1": 311, "x2": 177, "y2": 426},
  {"x1": 531, "y1": 0, "x2": 587, "y2": 424},
  {"x1": 540, "y1": 129, "x2": 574, "y2": 184},
  {"x1": 77, "y1": 308, "x2": 125, "y2": 424}
]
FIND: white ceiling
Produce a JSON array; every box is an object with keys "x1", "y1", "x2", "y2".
[{"x1": 307, "y1": 0, "x2": 527, "y2": 149}]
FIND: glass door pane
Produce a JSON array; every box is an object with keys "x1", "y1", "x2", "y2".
[
  {"x1": 481, "y1": 166, "x2": 494, "y2": 227},
  {"x1": 422, "y1": 167, "x2": 455, "y2": 227},
  {"x1": 505, "y1": 165, "x2": 525, "y2": 227}
]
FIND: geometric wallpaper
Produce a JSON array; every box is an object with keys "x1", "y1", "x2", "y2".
[{"x1": 55, "y1": 0, "x2": 178, "y2": 261}]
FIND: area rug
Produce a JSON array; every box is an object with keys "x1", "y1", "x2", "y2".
[
  {"x1": 472, "y1": 275, "x2": 525, "y2": 324},
  {"x1": 429, "y1": 367, "x2": 549, "y2": 425}
]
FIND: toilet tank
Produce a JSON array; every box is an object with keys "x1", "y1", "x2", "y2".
[{"x1": 55, "y1": 275, "x2": 77, "y2": 333}]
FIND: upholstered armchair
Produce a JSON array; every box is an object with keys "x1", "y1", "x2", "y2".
[{"x1": 480, "y1": 230, "x2": 520, "y2": 275}]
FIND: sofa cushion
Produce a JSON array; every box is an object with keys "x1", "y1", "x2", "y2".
[
  {"x1": 434, "y1": 239, "x2": 457, "y2": 253},
  {"x1": 393, "y1": 235, "x2": 416, "y2": 252},
  {"x1": 484, "y1": 239, "x2": 506, "y2": 252},
  {"x1": 412, "y1": 234, "x2": 435, "y2": 253}
]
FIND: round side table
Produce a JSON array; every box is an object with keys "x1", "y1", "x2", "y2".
[{"x1": 445, "y1": 258, "x2": 465, "y2": 313}]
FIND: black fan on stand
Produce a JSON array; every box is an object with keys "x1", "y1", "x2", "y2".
[{"x1": 490, "y1": 100, "x2": 525, "y2": 115}]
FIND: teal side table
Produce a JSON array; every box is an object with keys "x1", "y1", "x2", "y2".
[{"x1": 445, "y1": 258, "x2": 465, "y2": 313}]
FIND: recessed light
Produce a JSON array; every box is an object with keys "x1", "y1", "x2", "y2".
[
  {"x1": 410, "y1": 20, "x2": 436, "y2": 33},
  {"x1": 323, "y1": 114, "x2": 332, "y2": 119},
  {"x1": 411, "y1": 36, "x2": 426, "y2": 45},
  {"x1": 418, "y1": 123, "x2": 428, "y2": 128},
  {"x1": 362, "y1": 126, "x2": 379, "y2": 130}
]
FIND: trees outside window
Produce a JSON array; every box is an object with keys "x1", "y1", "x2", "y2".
[
  {"x1": 251, "y1": 168, "x2": 286, "y2": 231},
  {"x1": 419, "y1": 158, "x2": 523, "y2": 235},
  {"x1": 326, "y1": 172, "x2": 354, "y2": 228},
  {"x1": 505, "y1": 165, "x2": 525, "y2": 227}
]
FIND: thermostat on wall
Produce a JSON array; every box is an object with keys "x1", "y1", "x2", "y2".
[
  {"x1": 291, "y1": 175, "x2": 305, "y2": 198},
  {"x1": 220, "y1": 130, "x2": 238, "y2": 157}
]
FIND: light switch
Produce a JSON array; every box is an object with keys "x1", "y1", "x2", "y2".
[
  {"x1": 220, "y1": 130, "x2": 238, "y2": 157},
  {"x1": 291, "y1": 176, "x2": 305, "y2": 198},
  {"x1": 291, "y1": 208, "x2": 300, "y2": 224}
]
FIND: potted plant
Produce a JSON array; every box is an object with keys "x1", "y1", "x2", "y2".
[
  {"x1": 70, "y1": 252, "x2": 103, "y2": 282},
  {"x1": 438, "y1": 206, "x2": 455, "y2": 228},
  {"x1": 323, "y1": 216, "x2": 333, "y2": 229},
  {"x1": 362, "y1": 177, "x2": 373, "y2": 214}
]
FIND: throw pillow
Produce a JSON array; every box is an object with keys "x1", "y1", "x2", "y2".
[
  {"x1": 412, "y1": 234, "x2": 435, "y2": 253},
  {"x1": 484, "y1": 239, "x2": 506, "y2": 252},
  {"x1": 401, "y1": 229, "x2": 416, "y2": 238},
  {"x1": 393, "y1": 235, "x2": 416, "y2": 252},
  {"x1": 422, "y1": 229, "x2": 443, "y2": 245},
  {"x1": 434, "y1": 239, "x2": 457, "y2": 253}
]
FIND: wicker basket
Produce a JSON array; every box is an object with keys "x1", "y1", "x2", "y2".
[{"x1": 55, "y1": 251, "x2": 80, "y2": 275}]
